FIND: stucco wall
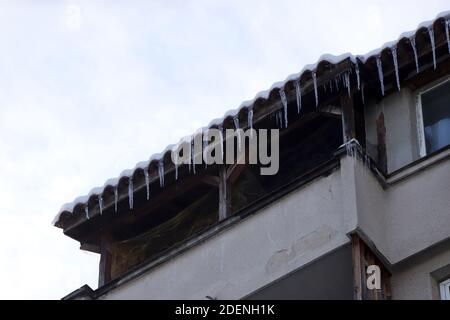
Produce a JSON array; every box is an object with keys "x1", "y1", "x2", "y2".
[
  {"x1": 391, "y1": 242, "x2": 450, "y2": 300},
  {"x1": 100, "y1": 167, "x2": 352, "y2": 300}
]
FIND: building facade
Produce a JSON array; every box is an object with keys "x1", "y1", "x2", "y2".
[{"x1": 55, "y1": 12, "x2": 450, "y2": 300}]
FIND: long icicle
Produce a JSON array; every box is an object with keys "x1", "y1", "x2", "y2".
[
  {"x1": 446, "y1": 19, "x2": 450, "y2": 54},
  {"x1": 98, "y1": 194, "x2": 103, "y2": 215},
  {"x1": 85, "y1": 204, "x2": 89, "y2": 219},
  {"x1": 219, "y1": 125, "x2": 224, "y2": 162},
  {"x1": 114, "y1": 185, "x2": 118, "y2": 212},
  {"x1": 128, "y1": 176, "x2": 133, "y2": 210},
  {"x1": 312, "y1": 71, "x2": 318, "y2": 107},
  {"x1": 233, "y1": 116, "x2": 242, "y2": 150},
  {"x1": 144, "y1": 169, "x2": 150, "y2": 200},
  {"x1": 428, "y1": 27, "x2": 437, "y2": 70},
  {"x1": 361, "y1": 83, "x2": 366, "y2": 105},
  {"x1": 191, "y1": 137, "x2": 196, "y2": 174},
  {"x1": 248, "y1": 108, "x2": 253, "y2": 130},
  {"x1": 294, "y1": 79, "x2": 302, "y2": 113},
  {"x1": 410, "y1": 37, "x2": 420, "y2": 73},
  {"x1": 343, "y1": 72, "x2": 351, "y2": 96},
  {"x1": 391, "y1": 46, "x2": 401, "y2": 91},
  {"x1": 355, "y1": 61, "x2": 361, "y2": 91},
  {"x1": 376, "y1": 55, "x2": 385, "y2": 96},
  {"x1": 158, "y1": 160, "x2": 165, "y2": 187},
  {"x1": 279, "y1": 89, "x2": 288, "y2": 128}
]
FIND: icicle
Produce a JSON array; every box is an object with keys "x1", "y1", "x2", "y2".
[
  {"x1": 191, "y1": 138, "x2": 196, "y2": 174},
  {"x1": 335, "y1": 77, "x2": 340, "y2": 91},
  {"x1": 312, "y1": 71, "x2": 318, "y2": 107},
  {"x1": 343, "y1": 72, "x2": 351, "y2": 96},
  {"x1": 355, "y1": 62, "x2": 361, "y2": 91},
  {"x1": 391, "y1": 46, "x2": 401, "y2": 91},
  {"x1": 98, "y1": 194, "x2": 103, "y2": 215},
  {"x1": 361, "y1": 83, "x2": 366, "y2": 105},
  {"x1": 158, "y1": 160, "x2": 165, "y2": 187},
  {"x1": 144, "y1": 169, "x2": 150, "y2": 200},
  {"x1": 279, "y1": 89, "x2": 288, "y2": 128},
  {"x1": 218, "y1": 126, "x2": 224, "y2": 162},
  {"x1": 329, "y1": 80, "x2": 333, "y2": 92},
  {"x1": 128, "y1": 177, "x2": 134, "y2": 210},
  {"x1": 233, "y1": 116, "x2": 242, "y2": 150},
  {"x1": 114, "y1": 185, "x2": 118, "y2": 212},
  {"x1": 446, "y1": 19, "x2": 450, "y2": 54},
  {"x1": 428, "y1": 27, "x2": 437, "y2": 70},
  {"x1": 376, "y1": 55, "x2": 385, "y2": 96},
  {"x1": 248, "y1": 109, "x2": 253, "y2": 130},
  {"x1": 410, "y1": 37, "x2": 420, "y2": 74},
  {"x1": 294, "y1": 80, "x2": 302, "y2": 113}
]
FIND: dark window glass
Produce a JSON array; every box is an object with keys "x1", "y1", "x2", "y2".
[{"x1": 422, "y1": 80, "x2": 450, "y2": 154}]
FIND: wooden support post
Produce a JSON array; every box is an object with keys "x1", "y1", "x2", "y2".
[
  {"x1": 341, "y1": 95, "x2": 356, "y2": 143},
  {"x1": 351, "y1": 234, "x2": 392, "y2": 300},
  {"x1": 98, "y1": 231, "x2": 113, "y2": 287},
  {"x1": 218, "y1": 166, "x2": 230, "y2": 221},
  {"x1": 351, "y1": 234, "x2": 363, "y2": 300}
]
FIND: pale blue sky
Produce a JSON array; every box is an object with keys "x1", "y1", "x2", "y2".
[{"x1": 0, "y1": 0, "x2": 448, "y2": 299}]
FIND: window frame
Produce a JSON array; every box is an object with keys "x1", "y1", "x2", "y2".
[
  {"x1": 416, "y1": 76, "x2": 450, "y2": 157},
  {"x1": 440, "y1": 278, "x2": 450, "y2": 300}
]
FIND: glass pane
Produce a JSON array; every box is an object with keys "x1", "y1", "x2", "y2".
[{"x1": 422, "y1": 80, "x2": 450, "y2": 154}]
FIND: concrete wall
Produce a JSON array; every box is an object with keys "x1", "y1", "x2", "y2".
[
  {"x1": 365, "y1": 88, "x2": 420, "y2": 173},
  {"x1": 100, "y1": 167, "x2": 352, "y2": 300},
  {"x1": 352, "y1": 155, "x2": 450, "y2": 264}
]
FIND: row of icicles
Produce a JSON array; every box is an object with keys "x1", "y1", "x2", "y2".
[{"x1": 84, "y1": 19, "x2": 450, "y2": 220}]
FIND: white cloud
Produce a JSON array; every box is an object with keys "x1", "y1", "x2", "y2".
[{"x1": 0, "y1": 0, "x2": 448, "y2": 299}]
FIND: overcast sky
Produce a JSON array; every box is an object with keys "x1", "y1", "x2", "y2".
[{"x1": 0, "y1": 0, "x2": 448, "y2": 299}]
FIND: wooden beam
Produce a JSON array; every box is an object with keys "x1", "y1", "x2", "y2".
[
  {"x1": 376, "y1": 112, "x2": 387, "y2": 174},
  {"x1": 200, "y1": 175, "x2": 220, "y2": 187},
  {"x1": 98, "y1": 231, "x2": 113, "y2": 287},
  {"x1": 351, "y1": 234, "x2": 363, "y2": 300}
]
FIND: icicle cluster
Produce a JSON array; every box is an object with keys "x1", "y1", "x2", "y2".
[
  {"x1": 410, "y1": 37, "x2": 420, "y2": 74},
  {"x1": 294, "y1": 79, "x2": 302, "y2": 113},
  {"x1": 376, "y1": 55, "x2": 385, "y2": 96},
  {"x1": 279, "y1": 88, "x2": 288, "y2": 128},
  {"x1": 428, "y1": 27, "x2": 437, "y2": 70},
  {"x1": 158, "y1": 160, "x2": 165, "y2": 187},
  {"x1": 391, "y1": 46, "x2": 401, "y2": 91},
  {"x1": 128, "y1": 177, "x2": 134, "y2": 210},
  {"x1": 144, "y1": 169, "x2": 150, "y2": 200}
]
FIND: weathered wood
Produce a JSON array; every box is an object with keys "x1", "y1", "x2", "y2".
[
  {"x1": 351, "y1": 234, "x2": 392, "y2": 300},
  {"x1": 200, "y1": 175, "x2": 220, "y2": 187},
  {"x1": 351, "y1": 234, "x2": 363, "y2": 300},
  {"x1": 98, "y1": 231, "x2": 113, "y2": 287},
  {"x1": 218, "y1": 167, "x2": 230, "y2": 221}
]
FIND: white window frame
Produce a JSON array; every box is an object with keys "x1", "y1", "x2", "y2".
[
  {"x1": 416, "y1": 76, "x2": 450, "y2": 157},
  {"x1": 440, "y1": 278, "x2": 450, "y2": 300}
]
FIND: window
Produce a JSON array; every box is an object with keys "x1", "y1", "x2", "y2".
[
  {"x1": 440, "y1": 278, "x2": 450, "y2": 300},
  {"x1": 417, "y1": 78, "x2": 450, "y2": 157}
]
